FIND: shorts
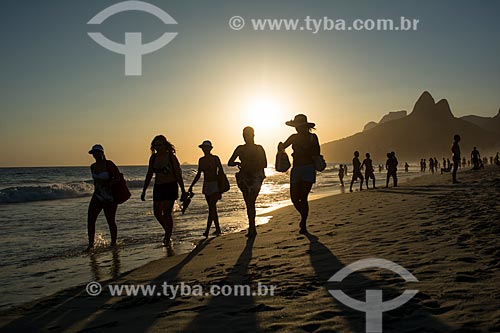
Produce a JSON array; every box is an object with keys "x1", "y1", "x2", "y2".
[
  {"x1": 365, "y1": 171, "x2": 375, "y2": 179},
  {"x1": 352, "y1": 170, "x2": 364, "y2": 181},
  {"x1": 203, "y1": 181, "x2": 219, "y2": 196},
  {"x1": 236, "y1": 172, "x2": 264, "y2": 196},
  {"x1": 153, "y1": 182, "x2": 178, "y2": 201},
  {"x1": 290, "y1": 164, "x2": 316, "y2": 184}
]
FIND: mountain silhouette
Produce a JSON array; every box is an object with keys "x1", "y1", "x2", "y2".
[
  {"x1": 322, "y1": 91, "x2": 499, "y2": 163},
  {"x1": 363, "y1": 110, "x2": 407, "y2": 131},
  {"x1": 461, "y1": 109, "x2": 500, "y2": 137}
]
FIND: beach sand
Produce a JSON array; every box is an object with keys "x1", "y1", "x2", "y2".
[{"x1": 1, "y1": 166, "x2": 499, "y2": 332}]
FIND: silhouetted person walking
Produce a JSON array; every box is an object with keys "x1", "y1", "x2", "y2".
[
  {"x1": 386, "y1": 152, "x2": 398, "y2": 187},
  {"x1": 349, "y1": 151, "x2": 364, "y2": 192},
  {"x1": 229, "y1": 127, "x2": 267, "y2": 237},
  {"x1": 361, "y1": 153, "x2": 376, "y2": 189},
  {"x1": 189, "y1": 140, "x2": 223, "y2": 237},
  {"x1": 87, "y1": 144, "x2": 120, "y2": 251},
  {"x1": 494, "y1": 153, "x2": 500, "y2": 166},
  {"x1": 338, "y1": 164, "x2": 345, "y2": 186},
  {"x1": 451, "y1": 134, "x2": 461, "y2": 183},
  {"x1": 141, "y1": 135, "x2": 187, "y2": 246},
  {"x1": 429, "y1": 157, "x2": 435, "y2": 174},
  {"x1": 279, "y1": 114, "x2": 321, "y2": 234},
  {"x1": 471, "y1": 147, "x2": 480, "y2": 170},
  {"x1": 404, "y1": 162, "x2": 409, "y2": 172}
]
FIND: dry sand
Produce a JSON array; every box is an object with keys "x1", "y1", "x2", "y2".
[{"x1": 1, "y1": 166, "x2": 499, "y2": 333}]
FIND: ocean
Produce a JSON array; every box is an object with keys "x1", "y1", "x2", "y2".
[{"x1": 0, "y1": 163, "x2": 421, "y2": 309}]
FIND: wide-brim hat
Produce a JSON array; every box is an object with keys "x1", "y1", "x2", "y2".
[
  {"x1": 285, "y1": 114, "x2": 315, "y2": 128},
  {"x1": 198, "y1": 140, "x2": 213, "y2": 149},
  {"x1": 88, "y1": 144, "x2": 104, "y2": 154}
]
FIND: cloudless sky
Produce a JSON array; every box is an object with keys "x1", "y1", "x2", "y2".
[{"x1": 1, "y1": 0, "x2": 499, "y2": 166}]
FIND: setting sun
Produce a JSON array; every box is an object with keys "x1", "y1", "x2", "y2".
[{"x1": 241, "y1": 94, "x2": 286, "y2": 131}]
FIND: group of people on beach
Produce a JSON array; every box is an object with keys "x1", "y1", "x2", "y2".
[
  {"x1": 342, "y1": 151, "x2": 398, "y2": 192},
  {"x1": 86, "y1": 124, "x2": 497, "y2": 250},
  {"x1": 86, "y1": 114, "x2": 320, "y2": 250}
]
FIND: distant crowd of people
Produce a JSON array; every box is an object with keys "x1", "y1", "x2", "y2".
[
  {"x1": 417, "y1": 146, "x2": 498, "y2": 178},
  {"x1": 86, "y1": 126, "x2": 499, "y2": 250}
]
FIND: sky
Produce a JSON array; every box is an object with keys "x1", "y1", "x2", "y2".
[{"x1": 1, "y1": 0, "x2": 499, "y2": 167}]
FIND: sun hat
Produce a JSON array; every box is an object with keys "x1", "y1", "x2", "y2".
[
  {"x1": 285, "y1": 114, "x2": 315, "y2": 128},
  {"x1": 198, "y1": 140, "x2": 213, "y2": 149},
  {"x1": 88, "y1": 144, "x2": 104, "y2": 154}
]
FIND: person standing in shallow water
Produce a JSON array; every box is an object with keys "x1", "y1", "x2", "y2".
[
  {"x1": 87, "y1": 144, "x2": 120, "y2": 251},
  {"x1": 189, "y1": 140, "x2": 222, "y2": 237},
  {"x1": 141, "y1": 135, "x2": 187, "y2": 247},
  {"x1": 278, "y1": 114, "x2": 320, "y2": 234},
  {"x1": 452, "y1": 134, "x2": 461, "y2": 183},
  {"x1": 338, "y1": 164, "x2": 345, "y2": 186},
  {"x1": 349, "y1": 151, "x2": 364, "y2": 192},
  {"x1": 386, "y1": 152, "x2": 398, "y2": 187},
  {"x1": 361, "y1": 153, "x2": 376, "y2": 189},
  {"x1": 229, "y1": 127, "x2": 267, "y2": 237}
]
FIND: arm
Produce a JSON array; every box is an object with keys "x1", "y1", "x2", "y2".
[
  {"x1": 172, "y1": 154, "x2": 186, "y2": 195},
  {"x1": 259, "y1": 146, "x2": 267, "y2": 169},
  {"x1": 189, "y1": 161, "x2": 202, "y2": 192},
  {"x1": 215, "y1": 156, "x2": 224, "y2": 174},
  {"x1": 106, "y1": 160, "x2": 121, "y2": 184},
  {"x1": 278, "y1": 134, "x2": 295, "y2": 151},
  {"x1": 312, "y1": 133, "x2": 320, "y2": 155},
  {"x1": 90, "y1": 164, "x2": 96, "y2": 185},
  {"x1": 228, "y1": 146, "x2": 241, "y2": 167},
  {"x1": 141, "y1": 155, "x2": 154, "y2": 201}
]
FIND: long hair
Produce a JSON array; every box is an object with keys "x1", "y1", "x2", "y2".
[{"x1": 150, "y1": 135, "x2": 176, "y2": 155}]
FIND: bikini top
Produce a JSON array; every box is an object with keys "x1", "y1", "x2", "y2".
[{"x1": 151, "y1": 153, "x2": 173, "y2": 174}]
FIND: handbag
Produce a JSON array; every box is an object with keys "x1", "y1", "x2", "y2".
[
  {"x1": 309, "y1": 134, "x2": 326, "y2": 172},
  {"x1": 106, "y1": 161, "x2": 131, "y2": 204},
  {"x1": 313, "y1": 155, "x2": 327, "y2": 172},
  {"x1": 214, "y1": 156, "x2": 230, "y2": 193},
  {"x1": 217, "y1": 172, "x2": 230, "y2": 193},
  {"x1": 275, "y1": 150, "x2": 291, "y2": 172}
]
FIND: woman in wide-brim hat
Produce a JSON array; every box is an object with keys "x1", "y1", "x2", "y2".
[
  {"x1": 189, "y1": 140, "x2": 223, "y2": 237},
  {"x1": 278, "y1": 114, "x2": 321, "y2": 234}
]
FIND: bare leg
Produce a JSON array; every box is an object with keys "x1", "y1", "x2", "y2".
[
  {"x1": 298, "y1": 182, "x2": 313, "y2": 232},
  {"x1": 243, "y1": 191, "x2": 258, "y2": 236},
  {"x1": 103, "y1": 203, "x2": 118, "y2": 246},
  {"x1": 163, "y1": 200, "x2": 175, "y2": 243},
  {"x1": 291, "y1": 182, "x2": 313, "y2": 232},
  {"x1": 204, "y1": 195, "x2": 213, "y2": 236},
  {"x1": 87, "y1": 196, "x2": 102, "y2": 249},
  {"x1": 204, "y1": 194, "x2": 221, "y2": 235}
]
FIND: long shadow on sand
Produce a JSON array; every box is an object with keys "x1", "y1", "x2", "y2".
[
  {"x1": 183, "y1": 237, "x2": 258, "y2": 332},
  {"x1": 305, "y1": 232, "x2": 454, "y2": 333},
  {"x1": 0, "y1": 238, "x2": 214, "y2": 333}
]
